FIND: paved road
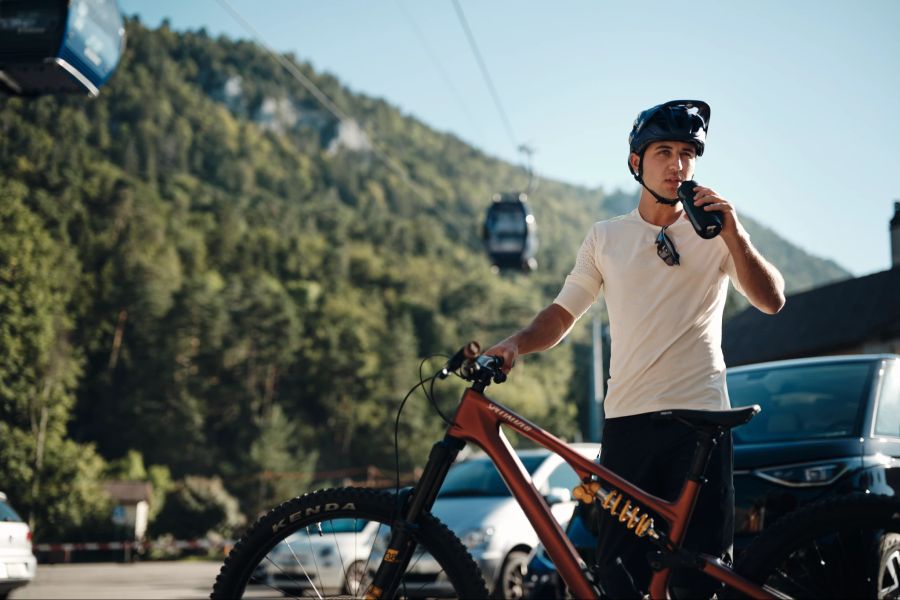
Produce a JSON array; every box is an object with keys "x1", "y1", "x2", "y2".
[{"x1": 10, "y1": 561, "x2": 222, "y2": 599}]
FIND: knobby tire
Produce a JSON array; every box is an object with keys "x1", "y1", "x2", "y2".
[
  {"x1": 733, "y1": 493, "x2": 900, "y2": 599},
  {"x1": 211, "y1": 487, "x2": 489, "y2": 599}
]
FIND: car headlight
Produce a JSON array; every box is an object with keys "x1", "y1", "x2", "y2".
[
  {"x1": 754, "y1": 459, "x2": 854, "y2": 487},
  {"x1": 460, "y1": 526, "x2": 495, "y2": 549}
]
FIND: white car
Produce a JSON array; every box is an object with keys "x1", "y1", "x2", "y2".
[
  {"x1": 262, "y1": 517, "x2": 381, "y2": 595},
  {"x1": 0, "y1": 492, "x2": 37, "y2": 599},
  {"x1": 424, "y1": 444, "x2": 601, "y2": 599}
]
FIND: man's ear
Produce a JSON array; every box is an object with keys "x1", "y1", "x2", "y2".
[{"x1": 629, "y1": 152, "x2": 641, "y2": 175}]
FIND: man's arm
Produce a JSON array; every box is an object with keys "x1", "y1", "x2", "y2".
[
  {"x1": 690, "y1": 185, "x2": 786, "y2": 314},
  {"x1": 484, "y1": 303, "x2": 576, "y2": 373},
  {"x1": 722, "y1": 228, "x2": 786, "y2": 314}
]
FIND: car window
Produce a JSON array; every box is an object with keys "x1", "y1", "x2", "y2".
[
  {"x1": 318, "y1": 518, "x2": 369, "y2": 534},
  {"x1": 438, "y1": 454, "x2": 546, "y2": 497},
  {"x1": 875, "y1": 361, "x2": 900, "y2": 437},
  {"x1": 728, "y1": 361, "x2": 873, "y2": 443},
  {"x1": 546, "y1": 462, "x2": 580, "y2": 492},
  {"x1": 0, "y1": 499, "x2": 24, "y2": 522}
]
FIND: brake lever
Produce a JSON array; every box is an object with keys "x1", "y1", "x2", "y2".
[{"x1": 439, "y1": 341, "x2": 481, "y2": 379}]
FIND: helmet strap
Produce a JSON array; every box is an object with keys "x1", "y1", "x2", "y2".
[{"x1": 634, "y1": 153, "x2": 679, "y2": 206}]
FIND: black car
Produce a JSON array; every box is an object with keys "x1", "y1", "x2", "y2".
[{"x1": 523, "y1": 354, "x2": 900, "y2": 598}]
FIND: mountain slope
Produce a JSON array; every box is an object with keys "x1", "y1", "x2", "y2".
[{"x1": 0, "y1": 19, "x2": 849, "y2": 519}]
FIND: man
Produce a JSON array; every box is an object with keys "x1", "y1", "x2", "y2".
[{"x1": 485, "y1": 100, "x2": 785, "y2": 598}]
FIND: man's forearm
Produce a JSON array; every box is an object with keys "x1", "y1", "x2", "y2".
[
  {"x1": 506, "y1": 303, "x2": 576, "y2": 356},
  {"x1": 725, "y1": 232, "x2": 785, "y2": 314}
]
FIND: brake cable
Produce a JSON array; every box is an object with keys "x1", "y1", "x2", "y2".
[{"x1": 393, "y1": 355, "x2": 449, "y2": 496}]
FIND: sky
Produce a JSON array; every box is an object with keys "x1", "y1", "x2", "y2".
[{"x1": 119, "y1": 0, "x2": 900, "y2": 277}]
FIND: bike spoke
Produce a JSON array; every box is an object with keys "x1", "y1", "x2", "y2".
[
  {"x1": 357, "y1": 522, "x2": 387, "y2": 596},
  {"x1": 288, "y1": 536, "x2": 325, "y2": 599},
  {"x1": 406, "y1": 550, "x2": 455, "y2": 598},
  {"x1": 810, "y1": 538, "x2": 837, "y2": 594},
  {"x1": 251, "y1": 553, "x2": 308, "y2": 599},
  {"x1": 834, "y1": 530, "x2": 850, "y2": 594},
  {"x1": 328, "y1": 520, "x2": 348, "y2": 595},
  {"x1": 304, "y1": 527, "x2": 327, "y2": 599}
]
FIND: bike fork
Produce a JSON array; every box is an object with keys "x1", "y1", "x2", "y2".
[{"x1": 365, "y1": 434, "x2": 466, "y2": 599}]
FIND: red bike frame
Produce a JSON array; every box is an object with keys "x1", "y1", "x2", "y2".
[{"x1": 446, "y1": 387, "x2": 783, "y2": 600}]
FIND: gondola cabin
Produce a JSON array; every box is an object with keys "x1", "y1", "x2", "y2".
[
  {"x1": 483, "y1": 192, "x2": 538, "y2": 272},
  {"x1": 0, "y1": 0, "x2": 125, "y2": 97}
]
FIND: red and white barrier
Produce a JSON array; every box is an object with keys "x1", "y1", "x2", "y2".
[{"x1": 35, "y1": 538, "x2": 233, "y2": 552}]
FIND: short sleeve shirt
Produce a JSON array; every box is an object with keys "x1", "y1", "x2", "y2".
[{"x1": 554, "y1": 208, "x2": 746, "y2": 418}]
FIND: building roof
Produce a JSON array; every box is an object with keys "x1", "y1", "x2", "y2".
[{"x1": 723, "y1": 267, "x2": 900, "y2": 366}]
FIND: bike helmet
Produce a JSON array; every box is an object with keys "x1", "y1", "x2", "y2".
[{"x1": 627, "y1": 100, "x2": 711, "y2": 204}]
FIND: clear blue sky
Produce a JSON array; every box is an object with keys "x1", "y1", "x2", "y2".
[{"x1": 120, "y1": 0, "x2": 900, "y2": 277}]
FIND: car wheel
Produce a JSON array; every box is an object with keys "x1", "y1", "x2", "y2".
[
  {"x1": 879, "y1": 533, "x2": 900, "y2": 599},
  {"x1": 495, "y1": 550, "x2": 530, "y2": 600},
  {"x1": 343, "y1": 559, "x2": 372, "y2": 596}
]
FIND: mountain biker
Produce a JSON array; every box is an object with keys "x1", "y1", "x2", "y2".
[{"x1": 485, "y1": 100, "x2": 785, "y2": 598}]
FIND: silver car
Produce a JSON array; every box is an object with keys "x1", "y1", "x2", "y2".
[
  {"x1": 261, "y1": 517, "x2": 381, "y2": 595},
  {"x1": 428, "y1": 445, "x2": 601, "y2": 599},
  {"x1": 0, "y1": 492, "x2": 37, "y2": 599}
]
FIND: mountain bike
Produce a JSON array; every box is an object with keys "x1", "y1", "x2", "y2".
[{"x1": 211, "y1": 343, "x2": 900, "y2": 599}]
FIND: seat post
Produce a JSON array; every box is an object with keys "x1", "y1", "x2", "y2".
[{"x1": 686, "y1": 429, "x2": 723, "y2": 483}]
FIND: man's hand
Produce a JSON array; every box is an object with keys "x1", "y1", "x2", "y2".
[
  {"x1": 483, "y1": 340, "x2": 519, "y2": 375},
  {"x1": 686, "y1": 184, "x2": 746, "y2": 243},
  {"x1": 686, "y1": 185, "x2": 785, "y2": 314}
]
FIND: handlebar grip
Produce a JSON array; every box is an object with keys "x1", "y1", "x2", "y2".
[{"x1": 440, "y1": 341, "x2": 482, "y2": 378}]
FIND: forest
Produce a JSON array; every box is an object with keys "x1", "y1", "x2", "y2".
[{"x1": 0, "y1": 19, "x2": 848, "y2": 542}]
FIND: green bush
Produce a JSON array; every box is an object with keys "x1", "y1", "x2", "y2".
[{"x1": 150, "y1": 476, "x2": 245, "y2": 540}]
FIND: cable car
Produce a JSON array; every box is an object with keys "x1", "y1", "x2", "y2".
[
  {"x1": 483, "y1": 192, "x2": 538, "y2": 272},
  {"x1": 0, "y1": 0, "x2": 125, "y2": 97}
]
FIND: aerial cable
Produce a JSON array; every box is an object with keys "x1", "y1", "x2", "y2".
[
  {"x1": 518, "y1": 143, "x2": 539, "y2": 195},
  {"x1": 450, "y1": 0, "x2": 519, "y2": 154},
  {"x1": 217, "y1": 0, "x2": 349, "y2": 124},
  {"x1": 395, "y1": 0, "x2": 483, "y2": 136},
  {"x1": 215, "y1": 0, "x2": 427, "y2": 199}
]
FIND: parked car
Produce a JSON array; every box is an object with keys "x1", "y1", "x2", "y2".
[
  {"x1": 415, "y1": 444, "x2": 601, "y2": 599},
  {"x1": 0, "y1": 492, "x2": 37, "y2": 599},
  {"x1": 523, "y1": 354, "x2": 900, "y2": 598},
  {"x1": 261, "y1": 517, "x2": 381, "y2": 595}
]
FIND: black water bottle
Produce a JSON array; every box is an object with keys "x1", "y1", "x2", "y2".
[{"x1": 678, "y1": 180, "x2": 723, "y2": 239}]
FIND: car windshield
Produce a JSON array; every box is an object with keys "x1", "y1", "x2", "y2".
[
  {"x1": 438, "y1": 454, "x2": 546, "y2": 498},
  {"x1": 728, "y1": 361, "x2": 873, "y2": 443},
  {"x1": 0, "y1": 499, "x2": 23, "y2": 523}
]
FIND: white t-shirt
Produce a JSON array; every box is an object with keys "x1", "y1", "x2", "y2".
[{"x1": 553, "y1": 208, "x2": 747, "y2": 419}]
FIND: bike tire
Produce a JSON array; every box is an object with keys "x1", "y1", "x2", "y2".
[
  {"x1": 732, "y1": 493, "x2": 900, "y2": 599},
  {"x1": 211, "y1": 486, "x2": 489, "y2": 599}
]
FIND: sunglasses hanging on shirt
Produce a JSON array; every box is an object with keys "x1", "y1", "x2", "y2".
[{"x1": 656, "y1": 226, "x2": 680, "y2": 266}]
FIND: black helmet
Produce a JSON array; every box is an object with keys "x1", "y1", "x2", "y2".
[
  {"x1": 628, "y1": 100, "x2": 711, "y2": 204},
  {"x1": 629, "y1": 100, "x2": 710, "y2": 158}
]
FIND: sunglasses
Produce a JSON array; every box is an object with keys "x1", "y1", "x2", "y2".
[{"x1": 656, "y1": 226, "x2": 680, "y2": 266}]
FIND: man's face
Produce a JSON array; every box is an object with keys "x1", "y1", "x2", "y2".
[{"x1": 631, "y1": 141, "x2": 697, "y2": 197}]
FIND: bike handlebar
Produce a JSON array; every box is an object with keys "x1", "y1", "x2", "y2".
[{"x1": 439, "y1": 342, "x2": 507, "y2": 387}]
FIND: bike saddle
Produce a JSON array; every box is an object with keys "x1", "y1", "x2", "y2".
[{"x1": 652, "y1": 405, "x2": 760, "y2": 432}]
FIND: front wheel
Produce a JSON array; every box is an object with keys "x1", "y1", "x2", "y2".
[
  {"x1": 733, "y1": 493, "x2": 900, "y2": 599},
  {"x1": 211, "y1": 487, "x2": 489, "y2": 599}
]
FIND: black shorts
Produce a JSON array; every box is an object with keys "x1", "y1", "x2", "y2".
[{"x1": 594, "y1": 412, "x2": 734, "y2": 599}]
